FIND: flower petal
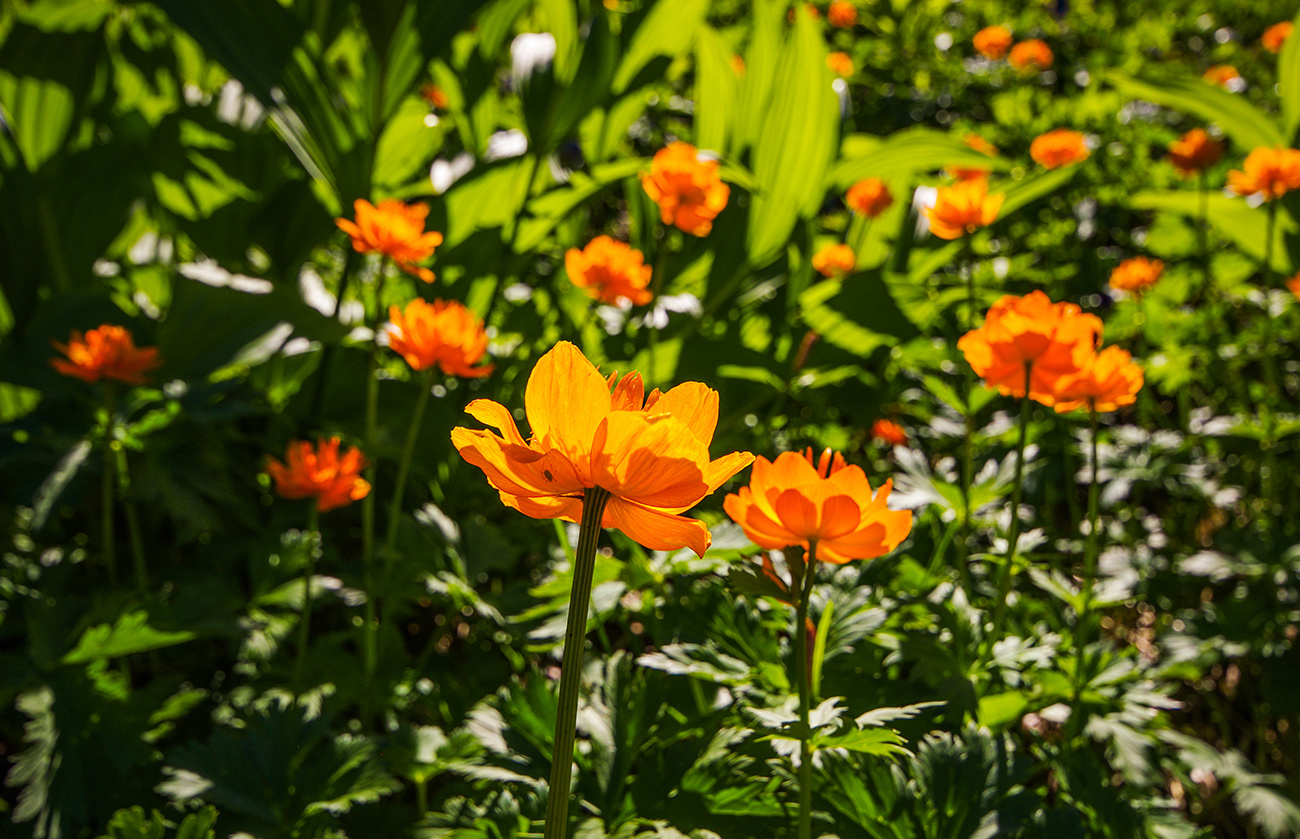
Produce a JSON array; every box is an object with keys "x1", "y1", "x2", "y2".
[
  {"x1": 590, "y1": 412, "x2": 710, "y2": 509},
  {"x1": 524, "y1": 342, "x2": 610, "y2": 477},
  {"x1": 603, "y1": 497, "x2": 712, "y2": 557}
]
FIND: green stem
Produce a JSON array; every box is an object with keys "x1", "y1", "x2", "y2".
[
  {"x1": 542, "y1": 487, "x2": 612, "y2": 839},
  {"x1": 959, "y1": 238, "x2": 977, "y2": 581},
  {"x1": 114, "y1": 447, "x2": 149, "y2": 597},
  {"x1": 1082, "y1": 407, "x2": 1100, "y2": 607},
  {"x1": 647, "y1": 246, "x2": 669, "y2": 385},
  {"x1": 101, "y1": 388, "x2": 118, "y2": 588},
  {"x1": 384, "y1": 367, "x2": 435, "y2": 567},
  {"x1": 295, "y1": 505, "x2": 321, "y2": 692},
  {"x1": 794, "y1": 542, "x2": 819, "y2": 839},
  {"x1": 361, "y1": 271, "x2": 387, "y2": 718},
  {"x1": 991, "y1": 364, "x2": 1032, "y2": 644},
  {"x1": 1261, "y1": 202, "x2": 1281, "y2": 529}
]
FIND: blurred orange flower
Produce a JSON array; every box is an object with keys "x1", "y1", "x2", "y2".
[
  {"x1": 386, "y1": 298, "x2": 493, "y2": 378},
  {"x1": 266, "y1": 437, "x2": 371, "y2": 512},
  {"x1": 1049, "y1": 346, "x2": 1144, "y2": 413},
  {"x1": 641, "y1": 142, "x2": 731, "y2": 237},
  {"x1": 1287, "y1": 272, "x2": 1300, "y2": 299},
  {"x1": 565, "y1": 236, "x2": 654, "y2": 306},
  {"x1": 812, "y1": 243, "x2": 856, "y2": 277},
  {"x1": 1109, "y1": 256, "x2": 1164, "y2": 294},
  {"x1": 723, "y1": 448, "x2": 912, "y2": 564},
  {"x1": 51, "y1": 324, "x2": 161, "y2": 385},
  {"x1": 964, "y1": 134, "x2": 999, "y2": 157},
  {"x1": 420, "y1": 83, "x2": 449, "y2": 110},
  {"x1": 1203, "y1": 65, "x2": 1240, "y2": 88},
  {"x1": 336, "y1": 198, "x2": 443, "y2": 282},
  {"x1": 1008, "y1": 39, "x2": 1053, "y2": 71},
  {"x1": 827, "y1": 0, "x2": 856, "y2": 28},
  {"x1": 973, "y1": 25, "x2": 1013, "y2": 59},
  {"x1": 958, "y1": 290, "x2": 1103, "y2": 406},
  {"x1": 826, "y1": 51, "x2": 855, "y2": 77},
  {"x1": 1263, "y1": 21, "x2": 1294, "y2": 53},
  {"x1": 1030, "y1": 129, "x2": 1089, "y2": 169},
  {"x1": 871, "y1": 419, "x2": 908, "y2": 446},
  {"x1": 1167, "y1": 128, "x2": 1224, "y2": 177},
  {"x1": 1228, "y1": 147, "x2": 1300, "y2": 200},
  {"x1": 731, "y1": 54, "x2": 746, "y2": 76},
  {"x1": 924, "y1": 177, "x2": 1004, "y2": 239},
  {"x1": 451, "y1": 342, "x2": 753, "y2": 557},
  {"x1": 846, "y1": 177, "x2": 893, "y2": 217}
]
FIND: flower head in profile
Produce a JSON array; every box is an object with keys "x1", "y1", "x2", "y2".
[
  {"x1": 812, "y1": 243, "x2": 856, "y2": 278},
  {"x1": 1109, "y1": 256, "x2": 1164, "y2": 295},
  {"x1": 387, "y1": 298, "x2": 493, "y2": 378},
  {"x1": 826, "y1": 51, "x2": 854, "y2": 77},
  {"x1": 1203, "y1": 65, "x2": 1241, "y2": 89},
  {"x1": 723, "y1": 448, "x2": 912, "y2": 565},
  {"x1": 1228, "y1": 147, "x2": 1300, "y2": 200},
  {"x1": 451, "y1": 342, "x2": 753, "y2": 557},
  {"x1": 871, "y1": 419, "x2": 908, "y2": 447},
  {"x1": 846, "y1": 178, "x2": 893, "y2": 217},
  {"x1": 973, "y1": 25, "x2": 1013, "y2": 59},
  {"x1": 1263, "y1": 21, "x2": 1294, "y2": 54},
  {"x1": 1030, "y1": 129, "x2": 1089, "y2": 169},
  {"x1": 1167, "y1": 128, "x2": 1223, "y2": 177},
  {"x1": 1008, "y1": 39, "x2": 1053, "y2": 72},
  {"x1": 51, "y1": 324, "x2": 161, "y2": 385},
  {"x1": 336, "y1": 199, "x2": 443, "y2": 282},
  {"x1": 641, "y1": 143, "x2": 730, "y2": 237},
  {"x1": 1048, "y1": 345, "x2": 1144, "y2": 414},
  {"x1": 266, "y1": 437, "x2": 371, "y2": 512},
  {"x1": 565, "y1": 236, "x2": 654, "y2": 306},
  {"x1": 827, "y1": 0, "x2": 857, "y2": 28},
  {"x1": 923, "y1": 177, "x2": 1004, "y2": 239},
  {"x1": 958, "y1": 290, "x2": 1103, "y2": 406}
]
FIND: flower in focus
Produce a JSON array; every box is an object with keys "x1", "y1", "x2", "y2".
[
  {"x1": 266, "y1": 437, "x2": 371, "y2": 513},
  {"x1": 1203, "y1": 65, "x2": 1241, "y2": 88},
  {"x1": 1008, "y1": 39, "x2": 1053, "y2": 71},
  {"x1": 565, "y1": 236, "x2": 654, "y2": 306},
  {"x1": 826, "y1": 51, "x2": 854, "y2": 77},
  {"x1": 1263, "y1": 21, "x2": 1294, "y2": 53},
  {"x1": 1030, "y1": 129, "x2": 1089, "y2": 169},
  {"x1": 451, "y1": 342, "x2": 754, "y2": 557},
  {"x1": 871, "y1": 419, "x2": 908, "y2": 447},
  {"x1": 336, "y1": 198, "x2": 443, "y2": 282},
  {"x1": 846, "y1": 177, "x2": 893, "y2": 217},
  {"x1": 812, "y1": 243, "x2": 857, "y2": 278},
  {"x1": 1049, "y1": 346, "x2": 1144, "y2": 413},
  {"x1": 1228, "y1": 147, "x2": 1300, "y2": 200},
  {"x1": 958, "y1": 290, "x2": 1103, "y2": 406},
  {"x1": 386, "y1": 298, "x2": 493, "y2": 378},
  {"x1": 973, "y1": 25, "x2": 1013, "y2": 59},
  {"x1": 827, "y1": 0, "x2": 857, "y2": 28},
  {"x1": 641, "y1": 142, "x2": 731, "y2": 237},
  {"x1": 1167, "y1": 128, "x2": 1224, "y2": 177},
  {"x1": 1109, "y1": 256, "x2": 1164, "y2": 295},
  {"x1": 51, "y1": 324, "x2": 161, "y2": 385},
  {"x1": 923, "y1": 177, "x2": 1005, "y2": 239},
  {"x1": 723, "y1": 448, "x2": 912, "y2": 564}
]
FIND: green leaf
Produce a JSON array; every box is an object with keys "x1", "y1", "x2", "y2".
[
  {"x1": 1129, "y1": 190, "x2": 1294, "y2": 272},
  {"x1": 828, "y1": 126, "x2": 1010, "y2": 188},
  {"x1": 997, "y1": 165, "x2": 1080, "y2": 218},
  {"x1": 731, "y1": 0, "x2": 782, "y2": 156},
  {"x1": 799, "y1": 269, "x2": 923, "y2": 358},
  {"x1": 813, "y1": 726, "x2": 910, "y2": 757},
  {"x1": 612, "y1": 0, "x2": 708, "y2": 94},
  {"x1": 694, "y1": 26, "x2": 737, "y2": 155},
  {"x1": 62, "y1": 612, "x2": 195, "y2": 665},
  {"x1": 1106, "y1": 71, "x2": 1284, "y2": 151},
  {"x1": 1279, "y1": 10, "x2": 1300, "y2": 142},
  {"x1": 976, "y1": 691, "x2": 1030, "y2": 730}
]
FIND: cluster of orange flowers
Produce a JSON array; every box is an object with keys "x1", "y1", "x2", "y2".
[
  {"x1": 972, "y1": 26, "x2": 1054, "y2": 72},
  {"x1": 641, "y1": 142, "x2": 730, "y2": 237}
]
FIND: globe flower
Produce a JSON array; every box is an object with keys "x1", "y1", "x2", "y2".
[
  {"x1": 1203, "y1": 65, "x2": 1241, "y2": 88},
  {"x1": 812, "y1": 243, "x2": 857, "y2": 278},
  {"x1": 266, "y1": 437, "x2": 371, "y2": 512},
  {"x1": 420, "y1": 83, "x2": 450, "y2": 110},
  {"x1": 826, "y1": 51, "x2": 854, "y2": 77},
  {"x1": 723, "y1": 448, "x2": 912, "y2": 565},
  {"x1": 565, "y1": 235, "x2": 654, "y2": 306},
  {"x1": 1263, "y1": 21, "x2": 1294, "y2": 54},
  {"x1": 386, "y1": 298, "x2": 493, "y2": 377},
  {"x1": 923, "y1": 177, "x2": 1005, "y2": 239},
  {"x1": 1109, "y1": 256, "x2": 1164, "y2": 294},
  {"x1": 1287, "y1": 272, "x2": 1300, "y2": 300},
  {"x1": 1228, "y1": 147, "x2": 1300, "y2": 200},
  {"x1": 1167, "y1": 128, "x2": 1224, "y2": 177},
  {"x1": 1008, "y1": 39, "x2": 1053, "y2": 71},
  {"x1": 336, "y1": 198, "x2": 443, "y2": 282},
  {"x1": 827, "y1": 0, "x2": 856, "y2": 28},
  {"x1": 451, "y1": 342, "x2": 754, "y2": 557},
  {"x1": 846, "y1": 177, "x2": 893, "y2": 218},
  {"x1": 1049, "y1": 345, "x2": 1144, "y2": 413},
  {"x1": 871, "y1": 419, "x2": 908, "y2": 446},
  {"x1": 957, "y1": 290, "x2": 1103, "y2": 406},
  {"x1": 731, "y1": 54, "x2": 746, "y2": 76},
  {"x1": 1030, "y1": 129, "x2": 1089, "y2": 169},
  {"x1": 973, "y1": 25, "x2": 1013, "y2": 60},
  {"x1": 51, "y1": 324, "x2": 161, "y2": 385},
  {"x1": 640, "y1": 142, "x2": 731, "y2": 237}
]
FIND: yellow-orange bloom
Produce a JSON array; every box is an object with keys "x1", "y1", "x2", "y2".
[
  {"x1": 386, "y1": 298, "x2": 493, "y2": 378},
  {"x1": 924, "y1": 177, "x2": 1005, "y2": 239},
  {"x1": 640, "y1": 142, "x2": 731, "y2": 237},
  {"x1": 1203, "y1": 65, "x2": 1240, "y2": 88},
  {"x1": 973, "y1": 25, "x2": 1013, "y2": 59},
  {"x1": 336, "y1": 198, "x2": 443, "y2": 282},
  {"x1": 451, "y1": 342, "x2": 753, "y2": 558},
  {"x1": 266, "y1": 437, "x2": 371, "y2": 512},
  {"x1": 564, "y1": 236, "x2": 654, "y2": 306},
  {"x1": 730, "y1": 54, "x2": 746, "y2": 76},
  {"x1": 1167, "y1": 128, "x2": 1224, "y2": 177},
  {"x1": 957, "y1": 290, "x2": 1103, "y2": 406},
  {"x1": 1030, "y1": 129, "x2": 1089, "y2": 169},
  {"x1": 1008, "y1": 39, "x2": 1053, "y2": 71},
  {"x1": 1287, "y1": 272, "x2": 1300, "y2": 300},
  {"x1": 1109, "y1": 256, "x2": 1164, "y2": 294},
  {"x1": 826, "y1": 51, "x2": 854, "y2": 77},
  {"x1": 1228, "y1": 147, "x2": 1300, "y2": 200},
  {"x1": 51, "y1": 324, "x2": 161, "y2": 385},
  {"x1": 846, "y1": 177, "x2": 893, "y2": 217},
  {"x1": 812, "y1": 243, "x2": 856, "y2": 278},
  {"x1": 723, "y1": 448, "x2": 912, "y2": 565},
  {"x1": 827, "y1": 0, "x2": 857, "y2": 28},
  {"x1": 1263, "y1": 21, "x2": 1294, "y2": 54},
  {"x1": 420, "y1": 83, "x2": 449, "y2": 110},
  {"x1": 871, "y1": 419, "x2": 908, "y2": 447},
  {"x1": 1049, "y1": 346, "x2": 1144, "y2": 413}
]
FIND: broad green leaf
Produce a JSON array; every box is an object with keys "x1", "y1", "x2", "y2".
[
  {"x1": 799, "y1": 269, "x2": 923, "y2": 358},
  {"x1": 1130, "y1": 190, "x2": 1294, "y2": 272},
  {"x1": 1106, "y1": 71, "x2": 1284, "y2": 151},
  {"x1": 829, "y1": 126, "x2": 1010, "y2": 188},
  {"x1": 813, "y1": 726, "x2": 910, "y2": 757},
  {"x1": 514, "y1": 158, "x2": 646, "y2": 251},
  {"x1": 63, "y1": 612, "x2": 195, "y2": 665},
  {"x1": 694, "y1": 25, "x2": 736, "y2": 155},
  {"x1": 976, "y1": 691, "x2": 1030, "y2": 730},
  {"x1": 732, "y1": 0, "x2": 782, "y2": 156},
  {"x1": 373, "y1": 97, "x2": 445, "y2": 190},
  {"x1": 1279, "y1": 9, "x2": 1300, "y2": 142},
  {"x1": 612, "y1": 0, "x2": 708, "y2": 94},
  {"x1": 997, "y1": 165, "x2": 1080, "y2": 218},
  {"x1": 537, "y1": 0, "x2": 579, "y2": 82}
]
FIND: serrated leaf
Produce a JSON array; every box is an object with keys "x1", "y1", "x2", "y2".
[{"x1": 62, "y1": 612, "x2": 195, "y2": 665}]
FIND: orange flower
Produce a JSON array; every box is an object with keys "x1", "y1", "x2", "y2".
[
  {"x1": 871, "y1": 419, "x2": 908, "y2": 446},
  {"x1": 973, "y1": 25, "x2": 1013, "y2": 59},
  {"x1": 451, "y1": 342, "x2": 754, "y2": 558},
  {"x1": 1228, "y1": 147, "x2": 1300, "y2": 200},
  {"x1": 827, "y1": 0, "x2": 857, "y2": 28},
  {"x1": 923, "y1": 177, "x2": 1005, "y2": 239},
  {"x1": 51, "y1": 324, "x2": 161, "y2": 385},
  {"x1": 1030, "y1": 129, "x2": 1089, "y2": 169},
  {"x1": 336, "y1": 198, "x2": 444, "y2": 282},
  {"x1": 723, "y1": 448, "x2": 912, "y2": 565},
  {"x1": 846, "y1": 177, "x2": 893, "y2": 217},
  {"x1": 1263, "y1": 21, "x2": 1294, "y2": 54},
  {"x1": 386, "y1": 298, "x2": 493, "y2": 378},
  {"x1": 731, "y1": 54, "x2": 746, "y2": 76},
  {"x1": 266, "y1": 437, "x2": 371, "y2": 512},
  {"x1": 811, "y1": 243, "x2": 856, "y2": 277},
  {"x1": 1008, "y1": 39, "x2": 1053, "y2": 71},
  {"x1": 640, "y1": 142, "x2": 731, "y2": 237},
  {"x1": 957, "y1": 290, "x2": 1103, "y2": 406},
  {"x1": 1167, "y1": 128, "x2": 1224, "y2": 177},
  {"x1": 826, "y1": 51, "x2": 854, "y2": 77},
  {"x1": 964, "y1": 134, "x2": 999, "y2": 157},
  {"x1": 1203, "y1": 65, "x2": 1240, "y2": 88},
  {"x1": 1108, "y1": 256, "x2": 1164, "y2": 294},
  {"x1": 1287, "y1": 272, "x2": 1300, "y2": 299},
  {"x1": 1049, "y1": 346, "x2": 1144, "y2": 413},
  {"x1": 420, "y1": 83, "x2": 449, "y2": 110},
  {"x1": 565, "y1": 236, "x2": 654, "y2": 306}
]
